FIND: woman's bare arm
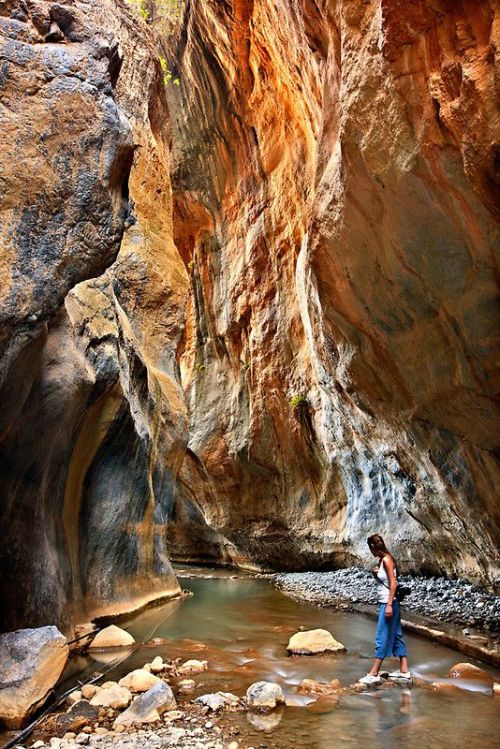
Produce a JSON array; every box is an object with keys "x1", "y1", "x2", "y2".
[{"x1": 383, "y1": 555, "x2": 397, "y2": 615}]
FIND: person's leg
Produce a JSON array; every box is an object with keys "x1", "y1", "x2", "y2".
[
  {"x1": 370, "y1": 603, "x2": 389, "y2": 675},
  {"x1": 392, "y1": 602, "x2": 410, "y2": 674}
]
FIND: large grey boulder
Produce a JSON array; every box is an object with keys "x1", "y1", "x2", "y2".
[
  {"x1": 0, "y1": 626, "x2": 68, "y2": 728},
  {"x1": 113, "y1": 682, "x2": 176, "y2": 727}
]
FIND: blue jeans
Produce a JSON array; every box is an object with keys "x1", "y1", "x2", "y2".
[{"x1": 374, "y1": 599, "x2": 407, "y2": 659}]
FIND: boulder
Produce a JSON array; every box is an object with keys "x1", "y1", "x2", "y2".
[
  {"x1": 287, "y1": 629, "x2": 345, "y2": 655},
  {"x1": 118, "y1": 669, "x2": 162, "y2": 692},
  {"x1": 55, "y1": 701, "x2": 99, "y2": 733},
  {"x1": 113, "y1": 682, "x2": 177, "y2": 727},
  {"x1": 297, "y1": 678, "x2": 342, "y2": 695},
  {"x1": 177, "y1": 659, "x2": 208, "y2": 675},
  {"x1": 0, "y1": 626, "x2": 69, "y2": 728},
  {"x1": 88, "y1": 626, "x2": 135, "y2": 650},
  {"x1": 195, "y1": 692, "x2": 240, "y2": 711},
  {"x1": 246, "y1": 681, "x2": 285, "y2": 710},
  {"x1": 448, "y1": 663, "x2": 494, "y2": 687},
  {"x1": 90, "y1": 686, "x2": 132, "y2": 709}
]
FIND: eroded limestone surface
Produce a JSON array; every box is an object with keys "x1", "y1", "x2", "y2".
[{"x1": 167, "y1": 0, "x2": 500, "y2": 587}]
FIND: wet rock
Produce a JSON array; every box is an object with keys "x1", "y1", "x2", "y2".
[
  {"x1": 297, "y1": 678, "x2": 342, "y2": 695},
  {"x1": 195, "y1": 692, "x2": 240, "y2": 711},
  {"x1": 305, "y1": 695, "x2": 340, "y2": 714},
  {"x1": 177, "y1": 660, "x2": 208, "y2": 676},
  {"x1": 0, "y1": 626, "x2": 68, "y2": 728},
  {"x1": 287, "y1": 629, "x2": 346, "y2": 655},
  {"x1": 448, "y1": 663, "x2": 494, "y2": 687},
  {"x1": 246, "y1": 682, "x2": 285, "y2": 710},
  {"x1": 493, "y1": 683, "x2": 500, "y2": 695},
  {"x1": 55, "y1": 701, "x2": 99, "y2": 733},
  {"x1": 113, "y1": 682, "x2": 176, "y2": 727},
  {"x1": 90, "y1": 686, "x2": 132, "y2": 709},
  {"x1": 118, "y1": 669, "x2": 162, "y2": 692},
  {"x1": 89, "y1": 627, "x2": 135, "y2": 650}
]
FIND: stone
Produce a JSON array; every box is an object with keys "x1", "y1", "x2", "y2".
[
  {"x1": 246, "y1": 682, "x2": 285, "y2": 710},
  {"x1": 150, "y1": 657, "x2": 164, "y2": 674},
  {"x1": 0, "y1": 626, "x2": 69, "y2": 728},
  {"x1": 493, "y1": 683, "x2": 500, "y2": 696},
  {"x1": 89, "y1": 627, "x2": 135, "y2": 650},
  {"x1": 55, "y1": 701, "x2": 99, "y2": 734},
  {"x1": 67, "y1": 691, "x2": 83, "y2": 706},
  {"x1": 90, "y1": 686, "x2": 132, "y2": 709},
  {"x1": 177, "y1": 659, "x2": 208, "y2": 675},
  {"x1": 195, "y1": 692, "x2": 240, "y2": 711},
  {"x1": 113, "y1": 682, "x2": 177, "y2": 727},
  {"x1": 100, "y1": 682, "x2": 119, "y2": 690},
  {"x1": 75, "y1": 735, "x2": 90, "y2": 745},
  {"x1": 297, "y1": 679, "x2": 342, "y2": 695},
  {"x1": 287, "y1": 629, "x2": 346, "y2": 655},
  {"x1": 448, "y1": 663, "x2": 495, "y2": 687},
  {"x1": 118, "y1": 669, "x2": 162, "y2": 692},
  {"x1": 81, "y1": 685, "x2": 100, "y2": 700},
  {"x1": 178, "y1": 679, "x2": 196, "y2": 692}
]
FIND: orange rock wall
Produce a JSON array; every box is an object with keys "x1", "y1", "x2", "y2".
[{"x1": 168, "y1": 0, "x2": 500, "y2": 586}]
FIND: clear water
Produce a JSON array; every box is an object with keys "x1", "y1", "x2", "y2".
[{"x1": 58, "y1": 568, "x2": 500, "y2": 748}]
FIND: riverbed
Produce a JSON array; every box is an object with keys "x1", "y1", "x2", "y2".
[{"x1": 50, "y1": 567, "x2": 500, "y2": 749}]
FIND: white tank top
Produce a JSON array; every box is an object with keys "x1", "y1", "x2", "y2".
[{"x1": 376, "y1": 557, "x2": 397, "y2": 603}]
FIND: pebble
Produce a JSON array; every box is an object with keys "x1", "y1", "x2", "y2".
[{"x1": 271, "y1": 568, "x2": 500, "y2": 630}]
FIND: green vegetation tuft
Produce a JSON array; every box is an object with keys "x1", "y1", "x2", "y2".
[{"x1": 289, "y1": 394, "x2": 308, "y2": 409}]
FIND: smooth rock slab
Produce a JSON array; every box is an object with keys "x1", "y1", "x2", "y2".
[
  {"x1": 297, "y1": 678, "x2": 342, "y2": 695},
  {"x1": 113, "y1": 682, "x2": 177, "y2": 727},
  {"x1": 448, "y1": 662, "x2": 494, "y2": 687},
  {"x1": 88, "y1": 626, "x2": 135, "y2": 650},
  {"x1": 287, "y1": 629, "x2": 346, "y2": 655},
  {"x1": 118, "y1": 669, "x2": 162, "y2": 692},
  {"x1": 0, "y1": 626, "x2": 68, "y2": 728},
  {"x1": 246, "y1": 681, "x2": 285, "y2": 709}
]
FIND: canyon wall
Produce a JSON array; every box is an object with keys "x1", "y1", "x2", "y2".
[
  {"x1": 168, "y1": 0, "x2": 500, "y2": 587},
  {"x1": 0, "y1": 0, "x2": 188, "y2": 632}
]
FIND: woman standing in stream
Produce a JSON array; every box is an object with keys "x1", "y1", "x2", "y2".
[{"x1": 359, "y1": 533, "x2": 412, "y2": 685}]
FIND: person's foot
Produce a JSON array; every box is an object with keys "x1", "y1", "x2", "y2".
[
  {"x1": 359, "y1": 673, "x2": 381, "y2": 685},
  {"x1": 388, "y1": 669, "x2": 412, "y2": 680}
]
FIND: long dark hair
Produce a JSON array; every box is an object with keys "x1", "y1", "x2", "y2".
[{"x1": 367, "y1": 533, "x2": 396, "y2": 564}]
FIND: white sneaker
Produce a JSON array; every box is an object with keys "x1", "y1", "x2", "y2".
[
  {"x1": 359, "y1": 673, "x2": 381, "y2": 685},
  {"x1": 388, "y1": 670, "x2": 412, "y2": 680}
]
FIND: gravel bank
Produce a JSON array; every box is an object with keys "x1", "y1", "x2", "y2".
[
  {"x1": 35, "y1": 725, "x2": 226, "y2": 749},
  {"x1": 271, "y1": 568, "x2": 500, "y2": 632}
]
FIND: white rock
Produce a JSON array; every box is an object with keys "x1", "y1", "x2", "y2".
[
  {"x1": 177, "y1": 659, "x2": 208, "y2": 675},
  {"x1": 113, "y1": 682, "x2": 176, "y2": 727},
  {"x1": 195, "y1": 692, "x2": 239, "y2": 711},
  {"x1": 88, "y1": 626, "x2": 135, "y2": 650},
  {"x1": 118, "y1": 669, "x2": 162, "y2": 693},
  {"x1": 287, "y1": 629, "x2": 345, "y2": 655},
  {"x1": 66, "y1": 691, "x2": 82, "y2": 706},
  {"x1": 150, "y1": 657, "x2": 164, "y2": 674},
  {"x1": 246, "y1": 681, "x2": 285, "y2": 709},
  {"x1": 90, "y1": 686, "x2": 132, "y2": 709}
]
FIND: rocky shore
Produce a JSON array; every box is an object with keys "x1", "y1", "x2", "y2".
[{"x1": 270, "y1": 568, "x2": 500, "y2": 632}]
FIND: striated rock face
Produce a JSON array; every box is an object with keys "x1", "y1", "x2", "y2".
[
  {"x1": 168, "y1": 0, "x2": 500, "y2": 586},
  {"x1": 0, "y1": 0, "x2": 187, "y2": 631}
]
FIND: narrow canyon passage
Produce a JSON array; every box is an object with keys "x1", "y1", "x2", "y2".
[{"x1": 0, "y1": 0, "x2": 499, "y2": 744}]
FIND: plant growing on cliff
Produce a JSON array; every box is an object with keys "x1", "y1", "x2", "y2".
[
  {"x1": 289, "y1": 394, "x2": 308, "y2": 410},
  {"x1": 159, "y1": 56, "x2": 180, "y2": 86}
]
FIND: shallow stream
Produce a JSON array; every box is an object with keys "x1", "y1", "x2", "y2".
[{"x1": 56, "y1": 567, "x2": 500, "y2": 748}]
